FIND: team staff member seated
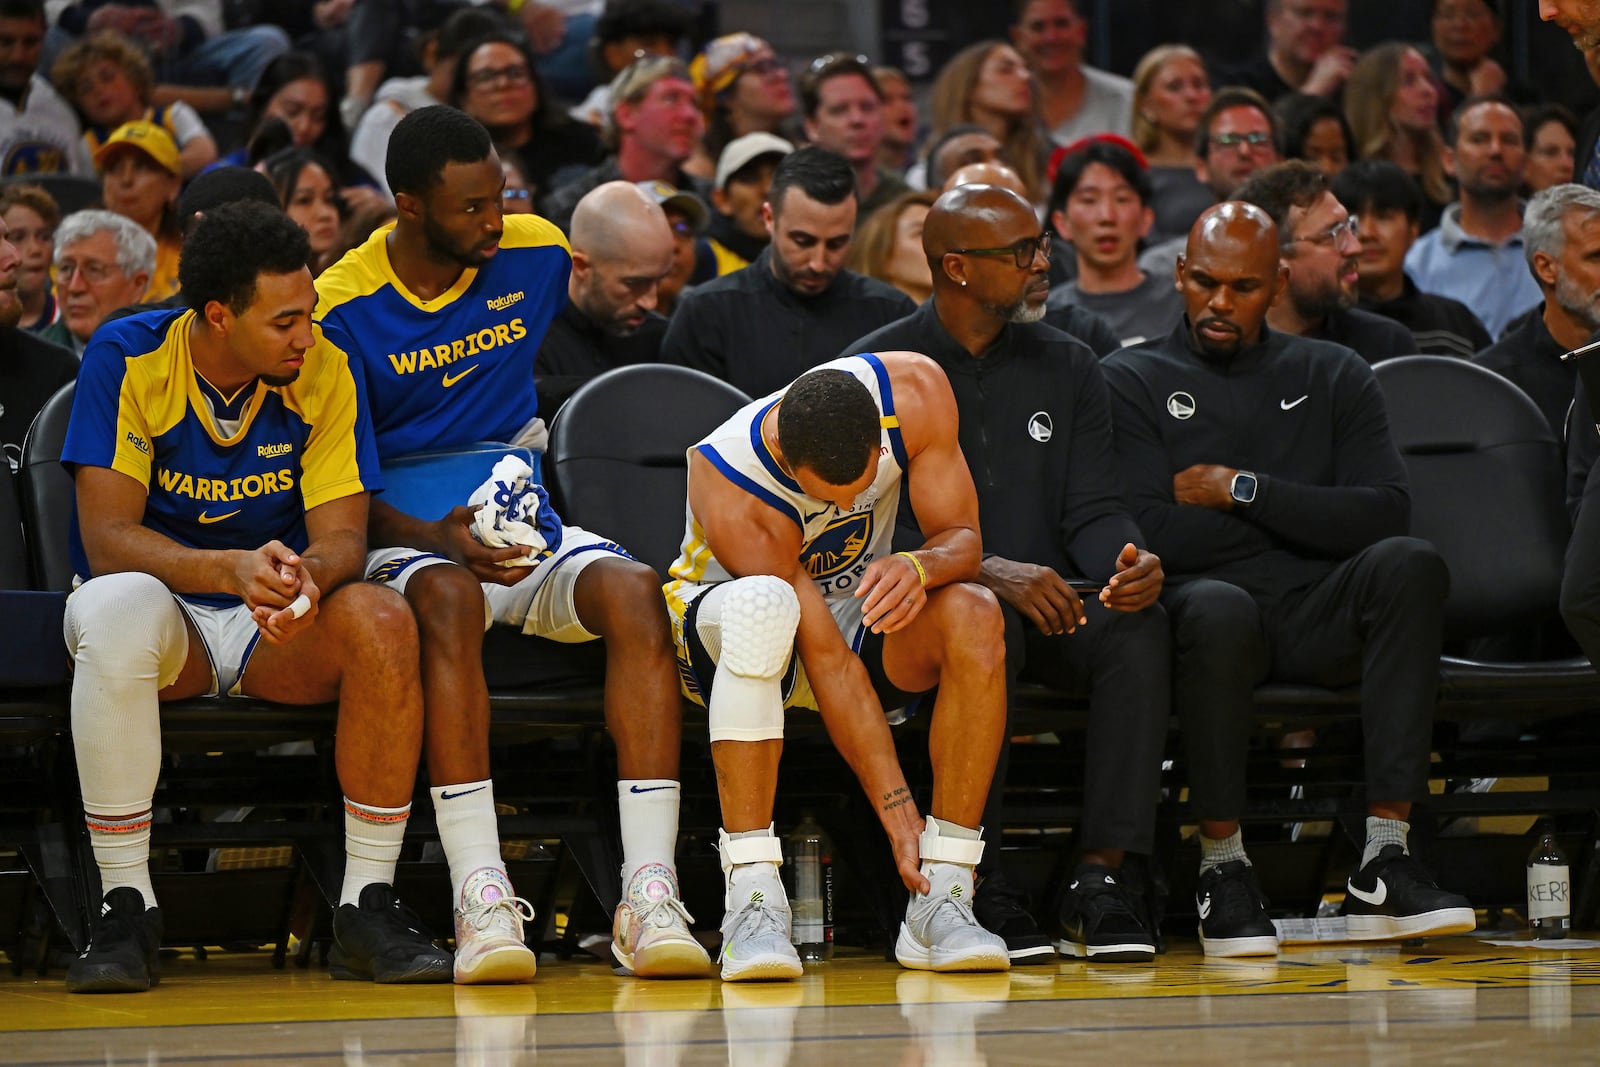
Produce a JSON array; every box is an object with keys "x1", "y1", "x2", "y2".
[
  {"x1": 847, "y1": 183, "x2": 1170, "y2": 964},
  {"x1": 314, "y1": 106, "x2": 709, "y2": 981},
  {"x1": 1102, "y1": 201, "x2": 1475, "y2": 958},
  {"x1": 59, "y1": 201, "x2": 443, "y2": 992}
]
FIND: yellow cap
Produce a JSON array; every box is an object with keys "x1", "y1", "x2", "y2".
[{"x1": 94, "y1": 120, "x2": 181, "y2": 177}]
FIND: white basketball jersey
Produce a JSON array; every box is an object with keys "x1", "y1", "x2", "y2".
[{"x1": 666, "y1": 353, "x2": 910, "y2": 648}]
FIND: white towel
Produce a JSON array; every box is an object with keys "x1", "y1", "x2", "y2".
[{"x1": 467, "y1": 455, "x2": 549, "y2": 567}]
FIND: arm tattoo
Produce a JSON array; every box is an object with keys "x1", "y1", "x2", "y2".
[{"x1": 881, "y1": 787, "x2": 913, "y2": 811}]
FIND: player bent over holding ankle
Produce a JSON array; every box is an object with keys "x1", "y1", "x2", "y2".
[
  {"x1": 664, "y1": 354, "x2": 1011, "y2": 980},
  {"x1": 60, "y1": 202, "x2": 445, "y2": 992}
]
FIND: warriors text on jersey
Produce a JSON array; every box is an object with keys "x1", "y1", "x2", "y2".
[
  {"x1": 61, "y1": 308, "x2": 381, "y2": 607},
  {"x1": 665, "y1": 353, "x2": 909, "y2": 648},
  {"x1": 313, "y1": 214, "x2": 571, "y2": 459}
]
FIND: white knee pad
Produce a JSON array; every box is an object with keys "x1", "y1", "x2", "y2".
[
  {"x1": 700, "y1": 576, "x2": 798, "y2": 744},
  {"x1": 64, "y1": 572, "x2": 188, "y2": 689},
  {"x1": 64, "y1": 573, "x2": 187, "y2": 817}
]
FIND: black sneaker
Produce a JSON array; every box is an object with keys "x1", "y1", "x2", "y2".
[
  {"x1": 329, "y1": 883, "x2": 453, "y2": 983},
  {"x1": 1055, "y1": 865, "x2": 1155, "y2": 962},
  {"x1": 973, "y1": 871, "x2": 1055, "y2": 964},
  {"x1": 1196, "y1": 861, "x2": 1278, "y2": 958},
  {"x1": 65, "y1": 887, "x2": 163, "y2": 994},
  {"x1": 1342, "y1": 845, "x2": 1476, "y2": 941}
]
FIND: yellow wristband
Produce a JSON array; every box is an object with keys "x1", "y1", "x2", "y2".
[
  {"x1": 507, "y1": 0, "x2": 528, "y2": 12},
  {"x1": 895, "y1": 550, "x2": 927, "y2": 586}
]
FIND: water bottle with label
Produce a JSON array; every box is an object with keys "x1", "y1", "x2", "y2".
[
  {"x1": 787, "y1": 814, "x2": 834, "y2": 961},
  {"x1": 1527, "y1": 823, "x2": 1570, "y2": 939}
]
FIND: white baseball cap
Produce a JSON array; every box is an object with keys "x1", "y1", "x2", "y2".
[{"x1": 714, "y1": 132, "x2": 794, "y2": 191}]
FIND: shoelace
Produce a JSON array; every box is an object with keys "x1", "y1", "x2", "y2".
[
  {"x1": 634, "y1": 893, "x2": 695, "y2": 931},
  {"x1": 726, "y1": 898, "x2": 790, "y2": 949},
  {"x1": 1212, "y1": 871, "x2": 1268, "y2": 919},
  {"x1": 463, "y1": 894, "x2": 537, "y2": 933},
  {"x1": 377, "y1": 892, "x2": 440, "y2": 940},
  {"x1": 909, "y1": 887, "x2": 983, "y2": 933}
]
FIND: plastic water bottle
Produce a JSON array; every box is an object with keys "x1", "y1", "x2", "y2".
[
  {"x1": 1527, "y1": 824, "x2": 1570, "y2": 939},
  {"x1": 788, "y1": 814, "x2": 834, "y2": 961}
]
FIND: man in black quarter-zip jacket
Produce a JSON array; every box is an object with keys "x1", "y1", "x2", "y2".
[
  {"x1": 848, "y1": 182, "x2": 1170, "y2": 966},
  {"x1": 1102, "y1": 201, "x2": 1474, "y2": 962}
]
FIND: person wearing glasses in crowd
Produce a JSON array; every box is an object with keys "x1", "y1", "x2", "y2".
[
  {"x1": 541, "y1": 53, "x2": 710, "y2": 233},
  {"x1": 800, "y1": 53, "x2": 909, "y2": 224},
  {"x1": 662, "y1": 147, "x2": 913, "y2": 398},
  {"x1": 1139, "y1": 88, "x2": 1283, "y2": 277},
  {"x1": 39, "y1": 209, "x2": 154, "y2": 357},
  {"x1": 691, "y1": 32, "x2": 797, "y2": 162},
  {"x1": 450, "y1": 32, "x2": 604, "y2": 213},
  {"x1": 1234, "y1": 160, "x2": 1418, "y2": 361},
  {"x1": 1221, "y1": 0, "x2": 1356, "y2": 105},
  {"x1": 1009, "y1": 0, "x2": 1132, "y2": 145},
  {"x1": 641, "y1": 179, "x2": 716, "y2": 316},
  {"x1": 848, "y1": 182, "x2": 1170, "y2": 965},
  {"x1": 1103, "y1": 200, "x2": 1474, "y2": 960},
  {"x1": 533, "y1": 181, "x2": 676, "y2": 419}
]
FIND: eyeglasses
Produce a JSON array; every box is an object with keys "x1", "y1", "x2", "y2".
[
  {"x1": 1433, "y1": 3, "x2": 1493, "y2": 23},
  {"x1": 502, "y1": 188, "x2": 530, "y2": 201},
  {"x1": 741, "y1": 55, "x2": 788, "y2": 77},
  {"x1": 56, "y1": 259, "x2": 119, "y2": 284},
  {"x1": 809, "y1": 52, "x2": 871, "y2": 75},
  {"x1": 1293, "y1": 215, "x2": 1359, "y2": 247},
  {"x1": 1210, "y1": 130, "x2": 1273, "y2": 152},
  {"x1": 667, "y1": 217, "x2": 696, "y2": 238},
  {"x1": 466, "y1": 63, "x2": 532, "y2": 90},
  {"x1": 950, "y1": 230, "x2": 1052, "y2": 269}
]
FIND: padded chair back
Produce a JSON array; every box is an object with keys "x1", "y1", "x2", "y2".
[
  {"x1": 19, "y1": 382, "x2": 76, "y2": 592},
  {"x1": 0, "y1": 472, "x2": 30, "y2": 589},
  {"x1": 547, "y1": 365, "x2": 750, "y2": 578},
  {"x1": 1, "y1": 174, "x2": 102, "y2": 217},
  {"x1": 1374, "y1": 356, "x2": 1566, "y2": 639}
]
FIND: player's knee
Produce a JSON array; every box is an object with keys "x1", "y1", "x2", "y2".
[
  {"x1": 591, "y1": 557, "x2": 671, "y2": 624},
  {"x1": 717, "y1": 575, "x2": 799, "y2": 679},
  {"x1": 64, "y1": 572, "x2": 184, "y2": 671},
  {"x1": 326, "y1": 582, "x2": 419, "y2": 655},
  {"x1": 404, "y1": 561, "x2": 486, "y2": 631},
  {"x1": 931, "y1": 582, "x2": 1003, "y2": 656}
]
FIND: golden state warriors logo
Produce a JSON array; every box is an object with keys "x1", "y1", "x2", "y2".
[{"x1": 800, "y1": 512, "x2": 874, "y2": 596}]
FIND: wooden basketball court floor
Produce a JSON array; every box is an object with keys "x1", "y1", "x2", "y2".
[{"x1": 4, "y1": 933, "x2": 1599, "y2": 1065}]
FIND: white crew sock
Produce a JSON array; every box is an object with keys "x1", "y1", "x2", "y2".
[
  {"x1": 618, "y1": 779, "x2": 680, "y2": 883},
  {"x1": 341, "y1": 798, "x2": 410, "y2": 906},
  {"x1": 1362, "y1": 816, "x2": 1409, "y2": 867},
  {"x1": 86, "y1": 810, "x2": 156, "y2": 908},
  {"x1": 430, "y1": 778, "x2": 505, "y2": 903}
]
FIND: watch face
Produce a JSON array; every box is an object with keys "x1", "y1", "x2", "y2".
[{"x1": 1232, "y1": 472, "x2": 1257, "y2": 503}]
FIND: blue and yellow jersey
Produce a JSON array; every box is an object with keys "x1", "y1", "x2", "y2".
[
  {"x1": 313, "y1": 214, "x2": 572, "y2": 460},
  {"x1": 61, "y1": 307, "x2": 382, "y2": 607}
]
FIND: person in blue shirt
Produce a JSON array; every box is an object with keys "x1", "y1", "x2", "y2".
[
  {"x1": 59, "y1": 201, "x2": 446, "y2": 993},
  {"x1": 315, "y1": 105, "x2": 710, "y2": 981}
]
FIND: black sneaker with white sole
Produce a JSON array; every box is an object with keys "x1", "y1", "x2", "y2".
[
  {"x1": 65, "y1": 887, "x2": 164, "y2": 994},
  {"x1": 329, "y1": 882, "x2": 454, "y2": 983},
  {"x1": 1056, "y1": 865, "x2": 1155, "y2": 962},
  {"x1": 1342, "y1": 845, "x2": 1476, "y2": 941},
  {"x1": 973, "y1": 871, "x2": 1055, "y2": 964},
  {"x1": 1196, "y1": 861, "x2": 1278, "y2": 958}
]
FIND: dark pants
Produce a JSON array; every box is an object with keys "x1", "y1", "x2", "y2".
[
  {"x1": 1166, "y1": 537, "x2": 1447, "y2": 821},
  {"x1": 1562, "y1": 457, "x2": 1600, "y2": 666},
  {"x1": 979, "y1": 596, "x2": 1170, "y2": 870}
]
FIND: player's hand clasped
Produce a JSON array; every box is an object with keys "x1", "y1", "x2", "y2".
[
  {"x1": 235, "y1": 540, "x2": 320, "y2": 645},
  {"x1": 857, "y1": 550, "x2": 928, "y2": 634}
]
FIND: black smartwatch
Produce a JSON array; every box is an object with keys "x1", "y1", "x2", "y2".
[{"x1": 1229, "y1": 470, "x2": 1258, "y2": 507}]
